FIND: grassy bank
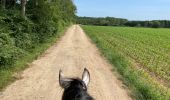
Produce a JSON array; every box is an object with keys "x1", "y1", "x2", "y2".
[
  {"x1": 0, "y1": 28, "x2": 67, "y2": 91},
  {"x1": 82, "y1": 25, "x2": 170, "y2": 100}
]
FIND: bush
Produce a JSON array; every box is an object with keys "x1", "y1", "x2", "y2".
[
  {"x1": 0, "y1": 33, "x2": 24, "y2": 68},
  {"x1": 0, "y1": 0, "x2": 76, "y2": 69},
  {"x1": 13, "y1": 32, "x2": 33, "y2": 50}
]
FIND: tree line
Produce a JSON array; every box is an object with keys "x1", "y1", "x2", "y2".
[
  {"x1": 76, "y1": 17, "x2": 170, "y2": 28},
  {"x1": 125, "y1": 20, "x2": 170, "y2": 28},
  {"x1": 0, "y1": 0, "x2": 76, "y2": 68},
  {"x1": 76, "y1": 17, "x2": 128, "y2": 26}
]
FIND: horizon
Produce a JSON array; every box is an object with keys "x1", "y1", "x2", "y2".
[{"x1": 74, "y1": 0, "x2": 170, "y2": 21}]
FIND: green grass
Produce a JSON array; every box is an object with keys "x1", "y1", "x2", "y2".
[
  {"x1": 0, "y1": 28, "x2": 66, "y2": 91},
  {"x1": 82, "y1": 25, "x2": 170, "y2": 100}
]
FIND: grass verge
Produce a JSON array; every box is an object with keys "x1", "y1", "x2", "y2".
[
  {"x1": 0, "y1": 27, "x2": 67, "y2": 91},
  {"x1": 82, "y1": 25, "x2": 170, "y2": 100}
]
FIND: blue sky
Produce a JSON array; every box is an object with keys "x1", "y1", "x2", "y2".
[{"x1": 74, "y1": 0, "x2": 170, "y2": 20}]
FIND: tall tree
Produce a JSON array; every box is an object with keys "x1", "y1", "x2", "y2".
[{"x1": 21, "y1": 0, "x2": 26, "y2": 18}]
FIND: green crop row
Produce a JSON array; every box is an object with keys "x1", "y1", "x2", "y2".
[{"x1": 82, "y1": 25, "x2": 170, "y2": 100}]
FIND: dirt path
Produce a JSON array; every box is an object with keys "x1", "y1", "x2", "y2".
[{"x1": 0, "y1": 25, "x2": 131, "y2": 100}]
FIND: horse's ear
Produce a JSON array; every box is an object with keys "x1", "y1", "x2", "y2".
[
  {"x1": 59, "y1": 70, "x2": 73, "y2": 88},
  {"x1": 82, "y1": 68, "x2": 90, "y2": 86}
]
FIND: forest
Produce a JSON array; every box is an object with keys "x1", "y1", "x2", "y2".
[
  {"x1": 0, "y1": 0, "x2": 76, "y2": 68},
  {"x1": 77, "y1": 16, "x2": 170, "y2": 28}
]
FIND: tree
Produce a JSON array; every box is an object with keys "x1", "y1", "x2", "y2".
[
  {"x1": 21, "y1": 0, "x2": 26, "y2": 18},
  {"x1": 152, "y1": 21, "x2": 161, "y2": 28}
]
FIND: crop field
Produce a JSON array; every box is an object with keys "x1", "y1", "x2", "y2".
[{"x1": 82, "y1": 25, "x2": 170, "y2": 100}]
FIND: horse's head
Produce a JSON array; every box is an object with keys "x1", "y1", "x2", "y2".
[{"x1": 59, "y1": 68, "x2": 93, "y2": 100}]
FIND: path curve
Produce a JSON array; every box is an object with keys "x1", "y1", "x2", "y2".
[{"x1": 0, "y1": 25, "x2": 131, "y2": 100}]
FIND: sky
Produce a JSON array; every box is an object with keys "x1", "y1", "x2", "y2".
[{"x1": 74, "y1": 0, "x2": 170, "y2": 20}]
